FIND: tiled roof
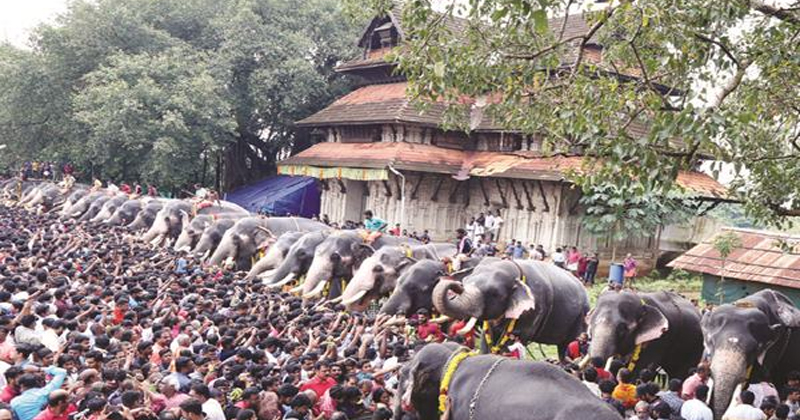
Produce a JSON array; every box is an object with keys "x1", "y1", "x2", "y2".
[
  {"x1": 296, "y1": 82, "x2": 461, "y2": 129},
  {"x1": 279, "y1": 142, "x2": 726, "y2": 197},
  {"x1": 668, "y1": 228, "x2": 800, "y2": 290}
]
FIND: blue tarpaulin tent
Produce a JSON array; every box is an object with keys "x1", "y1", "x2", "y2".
[{"x1": 224, "y1": 175, "x2": 320, "y2": 218}]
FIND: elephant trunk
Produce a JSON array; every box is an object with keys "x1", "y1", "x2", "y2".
[
  {"x1": 173, "y1": 231, "x2": 194, "y2": 251},
  {"x1": 246, "y1": 246, "x2": 283, "y2": 280},
  {"x1": 342, "y1": 258, "x2": 379, "y2": 306},
  {"x1": 710, "y1": 348, "x2": 749, "y2": 420},
  {"x1": 587, "y1": 325, "x2": 617, "y2": 362},
  {"x1": 432, "y1": 279, "x2": 484, "y2": 320},
  {"x1": 380, "y1": 291, "x2": 410, "y2": 316}
]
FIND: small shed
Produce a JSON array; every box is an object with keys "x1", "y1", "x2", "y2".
[{"x1": 668, "y1": 227, "x2": 800, "y2": 306}]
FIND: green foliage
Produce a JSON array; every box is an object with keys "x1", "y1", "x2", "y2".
[
  {"x1": 713, "y1": 231, "x2": 743, "y2": 259},
  {"x1": 0, "y1": 0, "x2": 357, "y2": 190},
  {"x1": 580, "y1": 182, "x2": 691, "y2": 259},
  {"x1": 346, "y1": 0, "x2": 800, "y2": 227}
]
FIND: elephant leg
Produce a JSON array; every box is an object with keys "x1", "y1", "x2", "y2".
[
  {"x1": 557, "y1": 343, "x2": 569, "y2": 362},
  {"x1": 479, "y1": 328, "x2": 489, "y2": 354}
]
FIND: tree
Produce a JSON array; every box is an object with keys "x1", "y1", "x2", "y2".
[
  {"x1": 350, "y1": 0, "x2": 800, "y2": 227},
  {"x1": 0, "y1": 0, "x2": 357, "y2": 191},
  {"x1": 712, "y1": 230, "x2": 742, "y2": 303},
  {"x1": 580, "y1": 183, "x2": 691, "y2": 261}
]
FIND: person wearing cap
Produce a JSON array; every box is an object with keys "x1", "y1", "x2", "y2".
[
  {"x1": 32, "y1": 390, "x2": 74, "y2": 420},
  {"x1": 9, "y1": 365, "x2": 67, "y2": 420}
]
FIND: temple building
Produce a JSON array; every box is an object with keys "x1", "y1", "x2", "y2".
[{"x1": 278, "y1": 7, "x2": 728, "y2": 270}]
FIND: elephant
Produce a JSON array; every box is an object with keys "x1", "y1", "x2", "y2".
[
  {"x1": 23, "y1": 183, "x2": 64, "y2": 210},
  {"x1": 106, "y1": 199, "x2": 146, "y2": 226},
  {"x1": 192, "y1": 217, "x2": 243, "y2": 259},
  {"x1": 207, "y1": 217, "x2": 327, "y2": 270},
  {"x1": 244, "y1": 231, "x2": 305, "y2": 281},
  {"x1": 702, "y1": 289, "x2": 800, "y2": 419},
  {"x1": 126, "y1": 200, "x2": 164, "y2": 231},
  {"x1": 340, "y1": 243, "x2": 458, "y2": 311},
  {"x1": 90, "y1": 195, "x2": 129, "y2": 224},
  {"x1": 174, "y1": 215, "x2": 216, "y2": 252},
  {"x1": 379, "y1": 257, "x2": 484, "y2": 321},
  {"x1": 396, "y1": 342, "x2": 622, "y2": 420},
  {"x1": 141, "y1": 200, "x2": 249, "y2": 245},
  {"x1": 263, "y1": 230, "x2": 333, "y2": 291},
  {"x1": 59, "y1": 188, "x2": 90, "y2": 218},
  {"x1": 77, "y1": 195, "x2": 114, "y2": 222},
  {"x1": 433, "y1": 260, "x2": 589, "y2": 356},
  {"x1": 585, "y1": 290, "x2": 703, "y2": 379},
  {"x1": 62, "y1": 192, "x2": 106, "y2": 220},
  {"x1": 300, "y1": 231, "x2": 421, "y2": 302}
]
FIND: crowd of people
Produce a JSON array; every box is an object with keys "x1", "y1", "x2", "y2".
[
  {"x1": 1, "y1": 194, "x2": 799, "y2": 420},
  {"x1": 17, "y1": 163, "x2": 72, "y2": 182}
]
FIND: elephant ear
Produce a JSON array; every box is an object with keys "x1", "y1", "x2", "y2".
[
  {"x1": 771, "y1": 291, "x2": 800, "y2": 327},
  {"x1": 635, "y1": 304, "x2": 670, "y2": 345},
  {"x1": 505, "y1": 281, "x2": 535, "y2": 319}
]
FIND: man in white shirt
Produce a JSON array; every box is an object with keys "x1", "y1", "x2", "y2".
[
  {"x1": 681, "y1": 384, "x2": 713, "y2": 420},
  {"x1": 190, "y1": 383, "x2": 225, "y2": 420},
  {"x1": 722, "y1": 390, "x2": 767, "y2": 420}
]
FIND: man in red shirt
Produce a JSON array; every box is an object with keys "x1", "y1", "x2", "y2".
[
  {"x1": 566, "y1": 332, "x2": 589, "y2": 361},
  {"x1": 299, "y1": 361, "x2": 337, "y2": 399},
  {"x1": 33, "y1": 390, "x2": 75, "y2": 420},
  {"x1": 0, "y1": 366, "x2": 22, "y2": 403},
  {"x1": 416, "y1": 309, "x2": 444, "y2": 342}
]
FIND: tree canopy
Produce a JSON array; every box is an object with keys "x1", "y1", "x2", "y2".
[
  {"x1": 0, "y1": 0, "x2": 357, "y2": 192},
  {"x1": 352, "y1": 0, "x2": 799, "y2": 227}
]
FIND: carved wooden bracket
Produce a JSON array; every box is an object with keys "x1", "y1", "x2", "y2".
[
  {"x1": 448, "y1": 180, "x2": 462, "y2": 204},
  {"x1": 431, "y1": 177, "x2": 445, "y2": 202},
  {"x1": 521, "y1": 181, "x2": 535, "y2": 211},
  {"x1": 393, "y1": 174, "x2": 402, "y2": 201},
  {"x1": 495, "y1": 179, "x2": 508, "y2": 208},
  {"x1": 568, "y1": 189, "x2": 583, "y2": 215},
  {"x1": 508, "y1": 179, "x2": 524, "y2": 210},
  {"x1": 479, "y1": 179, "x2": 490, "y2": 207},
  {"x1": 382, "y1": 180, "x2": 392, "y2": 197},
  {"x1": 537, "y1": 180, "x2": 549, "y2": 212},
  {"x1": 410, "y1": 174, "x2": 425, "y2": 200}
]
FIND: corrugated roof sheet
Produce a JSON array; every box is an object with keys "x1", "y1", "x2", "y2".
[
  {"x1": 279, "y1": 142, "x2": 726, "y2": 197},
  {"x1": 668, "y1": 228, "x2": 800, "y2": 290}
]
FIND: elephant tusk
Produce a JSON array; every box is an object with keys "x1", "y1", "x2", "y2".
[
  {"x1": 256, "y1": 269, "x2": 277, "y2": 280},
  {"x1": 150, "y1": 234, "x2": 164, "y2": 247},
  {"x1": 289, "y1": 282, "x2": 305, "y2": 294},
  {"x1": 604, "y1": 357, "x2": 614, "y2": 372},
  {"x1": 326, "y1": 296, "x2": 343, "y2": 305},
  {"x1": 177, "y1": 245, "x2": 192, "y2": 253},
  {"x1": 457, "y1": 317, "x2": 478, "y2": 335},
  {"x1": 578, "y1": 355, "x2": 592, "y2": 370},
  {"x1": 705, "y1": 378, "x2": 714, "y2": 405},
  {"x1": 255, "y1": 226, "x2": 275, "y2": 237},
  {"x1": 267, "y1": 273, "x2": 296, "y2": 290},
  {"x1": 201, "y1": 249, "x2": 211, "y2": 261},
  {"x1": 343, "y1": 289, "x2": 368, "y2": 306},
  {"x1": 303, "y1": 280, "x2": 328, "y2": 300}
]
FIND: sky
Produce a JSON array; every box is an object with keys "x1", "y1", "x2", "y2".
[{"x1": 0, "y1": 0, "x2": 68, "y2": 48}]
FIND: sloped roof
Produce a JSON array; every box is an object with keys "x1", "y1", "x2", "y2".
[
  {"x1": 295, "y1": 82, "x2": 450, "y2": 128},
  {"x1": 279, "y1": 141, "x2": 727, "y2": 198},
  {"x1": 668, "y1": 228, "x2": 800, "y2": 290}
]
